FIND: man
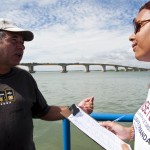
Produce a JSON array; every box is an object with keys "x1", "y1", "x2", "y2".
[{"x1": 0, "y1": 18, "x2": 94, "y2": 150}]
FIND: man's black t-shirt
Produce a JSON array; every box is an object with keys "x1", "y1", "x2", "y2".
[{"x1": 0, "y1": 67, "x2": 50, "y2": 150}]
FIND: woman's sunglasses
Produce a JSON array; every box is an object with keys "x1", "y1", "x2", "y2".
[{"x1": 133, "y1": 18, "x2": 150, "y2": 33}]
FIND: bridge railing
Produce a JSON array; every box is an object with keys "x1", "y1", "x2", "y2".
[{"x1": 62, "y1": 113, "x2": 134, "y2": 150}]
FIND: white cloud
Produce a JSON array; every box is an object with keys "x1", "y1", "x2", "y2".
[{"x1": 0, "y1": 0, "x2": 150, "y2": 70}]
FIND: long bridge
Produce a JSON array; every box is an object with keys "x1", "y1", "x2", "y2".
[{"x1": 19, "y1": 62, "x2": 150, "y2": 73}]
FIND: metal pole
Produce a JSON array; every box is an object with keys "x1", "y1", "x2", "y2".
[
  {"x1": 62, "y1": 119, "x2": 71, "y2": 150},
  {"x1": 91, "y1": 113, "x2": 134, "y2": 122}
]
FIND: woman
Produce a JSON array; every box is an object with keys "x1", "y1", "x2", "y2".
[{"x1": 100, "y1": 2, "x2": 150, "y2": 150}]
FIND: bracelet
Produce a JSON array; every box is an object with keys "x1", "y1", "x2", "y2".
[
  {"x1": 67, "y1": 104, "x2": 79, "y2": 116},
  {"x1": 130, "y1": 125, "x2": 135, "y2": 141}
]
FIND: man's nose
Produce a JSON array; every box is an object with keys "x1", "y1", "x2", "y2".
[{"x1": 17, "y1": 42, "x2": 25, "y2": 51}]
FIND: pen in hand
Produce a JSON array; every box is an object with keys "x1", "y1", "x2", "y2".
[{"x1": 113, "y1": 115, "x2": 126, "y2": 122}]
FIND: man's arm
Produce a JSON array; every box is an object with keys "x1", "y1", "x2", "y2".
[
  {"x1": 41, "y1": 96, "x2": 94, "y2": 121},
  {"x1": 40, "y1": 105, "x2": 69, "y2": 121}
]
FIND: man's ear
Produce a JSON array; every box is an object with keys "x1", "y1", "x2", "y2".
[{"x1": 0, "y1": 39, "x2": 3, "y2": 44}]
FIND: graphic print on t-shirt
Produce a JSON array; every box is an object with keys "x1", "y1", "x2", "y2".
[
  {"x1": 0, "y1": 89, "x2": 15, "y2": 105},
  {"x1": 133, "y1": 91, "x2": 150, "y2": 149}
]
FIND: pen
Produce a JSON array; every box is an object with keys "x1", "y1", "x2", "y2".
[{"x1": 113, "y1": 115, "x2": 126, "y2": 122}]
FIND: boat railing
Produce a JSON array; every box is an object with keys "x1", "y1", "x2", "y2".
[{"x1": 62, "y1": 113, "x2": 134, "y2": 150}]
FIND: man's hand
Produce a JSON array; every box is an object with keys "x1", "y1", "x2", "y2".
[{"x1": 78, "y1": 96, "x2": 94, "y2": 114}]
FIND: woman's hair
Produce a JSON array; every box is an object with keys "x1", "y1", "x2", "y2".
[{"x1": 139, "y1": 1, "x2": 150, "y2": 12}]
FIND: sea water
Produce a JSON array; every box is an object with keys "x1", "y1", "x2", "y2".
[{"x1": 32, "y1": 71, "x2": 150, "y2": 150}]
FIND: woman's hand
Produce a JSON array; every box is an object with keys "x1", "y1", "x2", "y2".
[{"x1": 100, "y1": 121, "x2": 132, "y2": 140}]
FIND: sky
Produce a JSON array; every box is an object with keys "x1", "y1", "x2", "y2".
[{"x1": 0, "y1": 0, "x2": 150, "y2": 70}]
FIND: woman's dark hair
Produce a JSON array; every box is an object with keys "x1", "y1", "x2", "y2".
[{"x1": 139, "y1": 1, "x2": 150, "y2": 12}]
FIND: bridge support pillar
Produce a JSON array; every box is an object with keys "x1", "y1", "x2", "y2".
[
  {"x1": 61, "y1": 65, "x2": 67, "y2": 73},
  {"x1": 137, "y1": 68, "x2": 140, "y2": 71},
  {"x1": 101, "y1": 65, "x2": 106, "y2": 72},
  {"x1": 114, "y1": 66, "x2": 118, "y2": 72},
  {"x1": 133, "y1": 68, "x2": 138, "y2": 71},
  {"x1": 84, "y1": 65, "x2": 90, "y2": 72},
  {"x1": 124, "y1": 67, "x2": 128, "y2": 72},
  {"x1": 28, "y1": 65, "x2": 35, "y2": 73}
]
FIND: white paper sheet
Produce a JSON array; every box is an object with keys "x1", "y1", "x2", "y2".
[{"x1": 68, "y1": 107, "x2": 132, "y2": 150}]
